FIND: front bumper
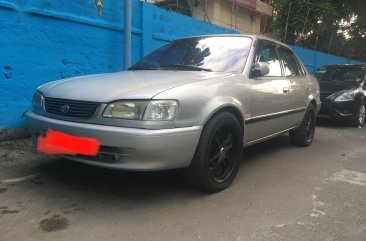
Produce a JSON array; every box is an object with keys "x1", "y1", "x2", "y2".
[
  {"x1": 318, "y1": 100, "x2": 357, "y2": 120},
  {"x1": 25, "y1": 111, "x2": 202, "y2": 171}
]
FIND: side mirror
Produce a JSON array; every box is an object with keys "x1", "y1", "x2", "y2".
[{"x1": 251, "y1": 62, "x2": 270, "y2": 78}]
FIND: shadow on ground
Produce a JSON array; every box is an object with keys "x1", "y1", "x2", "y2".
[
  {"x1": 28, "y1": 134, "x2": 292, "y2": 201},
  {"x1": 316, "y1": 117, "x2": 356, "y2": 129},
  {"x1": 35, "y1": 158, "x2": 194, "y2": 200}
]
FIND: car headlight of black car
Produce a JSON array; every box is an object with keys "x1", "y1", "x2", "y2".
[
  {"x1": 326, "y1": 90, "x2": 357, "y2": 102},
  {"x1": 334, "y1": 90, "x2": 358, "y2": 102}
]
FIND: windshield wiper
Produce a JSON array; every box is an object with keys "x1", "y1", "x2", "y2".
[
  {"x1": 128, "y1": 66, "x2": 160, "y2": 71},
  {"x1": 160, "y1": 64, "x2": 212, "y2": 72},
  {"x1": 128, "y1": 60, "x2": 161, "y2": 71}
]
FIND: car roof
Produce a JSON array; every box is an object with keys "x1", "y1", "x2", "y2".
[
  {"x1": 316, "y1": 64, "x2": 366, "y2": 69},
  {"x1": 176, "y1": 34, "x2": 288, "y2": 47}
]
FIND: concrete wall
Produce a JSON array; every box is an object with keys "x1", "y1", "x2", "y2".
[
  {"x1": 290, "y1": 45, "x2": 363, "y2": 73},
  {"x1": 0, "y1": 0, "x2": 237, "y2": 140}
]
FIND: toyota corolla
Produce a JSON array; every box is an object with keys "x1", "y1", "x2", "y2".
[{"x1": 26, "y1": 35, "x2": 320, "y2": 192}]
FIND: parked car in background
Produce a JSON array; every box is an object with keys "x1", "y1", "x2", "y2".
[
  {"x1": 26, "y1": 35, "x2": 320, "y2": 192},
  {"x1": 314, "y1": 64, "x2": 366, "y2": 127}
]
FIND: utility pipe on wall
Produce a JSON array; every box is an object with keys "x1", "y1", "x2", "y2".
[{"x1": 124, "y1": 0, "x2": 132, "y2": 70}]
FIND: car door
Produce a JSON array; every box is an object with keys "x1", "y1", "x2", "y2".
[
  {"x1": 247, "y1": 41, "x2": 292, "y2": 142},
  {"x1": 277, "y1": 46, "x2": 308, "y2": 126}
]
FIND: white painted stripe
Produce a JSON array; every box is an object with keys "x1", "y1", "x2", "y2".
[
  {"x1": 1, "y1": 173, "x2": 39, "y2": 183},
  {"x1": 329, "y1": 169, "x2": 366, "y2": 186}
]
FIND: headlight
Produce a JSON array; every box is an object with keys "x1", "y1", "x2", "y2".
[
  {"x1": 143, "y1": 100, "x2": 179, "y2": 121},
  {"x1": 32, "y1": 91, "x2": 44, "y2": 109},
  {"x1": 103, "y1": 101, "x2": 148, "y2": 119},
  {"x1": 334, "y1": 90, "x2": 357, "y2": 102},
  {"x1": 103, "y1": 100, "x2": 179, "y2": 121}
]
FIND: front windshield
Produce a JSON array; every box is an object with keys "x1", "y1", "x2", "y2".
[
  {"x1": 129, "y1": 36, "x2": 253, "y2": 73},
  {"x1": 314, "y1": 67, "x2": 365, "y2": 83}
]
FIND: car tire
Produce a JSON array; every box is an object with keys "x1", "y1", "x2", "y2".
[
  {"x1": 289, "y1": 104, "x2": 316, "y2": 147},
  {"x1": 185, "y1": 112, "x2": 243, "y2": 192},
  {"x1": 351, "y1": 102, "x2": 366, "y2": 127}
]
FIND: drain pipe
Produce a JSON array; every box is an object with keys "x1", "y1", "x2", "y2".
[{"x1": 124, "y1": 0, "x2": 132, "y2": 70}]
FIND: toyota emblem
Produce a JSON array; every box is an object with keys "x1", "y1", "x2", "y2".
[{"x1": 60, "y1": 104, "x2": 70, "y2": 114}]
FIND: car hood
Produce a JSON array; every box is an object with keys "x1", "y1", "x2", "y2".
[
  {"x1": 39, "y1": 70, "x2": 231, "y2": 102},
  {"x1": 319, "y1": 80, "x2": 360, "y2": 94}
]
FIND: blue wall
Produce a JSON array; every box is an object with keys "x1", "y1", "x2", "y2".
[
  {"x1": 0, "y1": 0, "x2": 237, "y2": 138},
  {"x1": 290, "y1": 45, "x2": 363, "y2": 73}
]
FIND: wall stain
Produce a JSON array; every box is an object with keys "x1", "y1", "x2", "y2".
[
  {"x1": 62, "y1": 59, "x2": 69, "y2": 65},
  {"x1": 3, "y1": 66, "x2": 13, "y2": 71},
  {"x1": 95, "y1": 0, "x2": 103, "y2": 16},
  {"x1": 3, "y1": 66, "x2": 13, "y2": 79}
]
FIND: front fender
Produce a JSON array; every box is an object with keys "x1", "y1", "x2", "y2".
[
  {"x1": 152, "y1": 76, "x2": 251, "y2": 129},
  {"x1": 200, "y1": 97, "x2": 245, "y2": 126}
]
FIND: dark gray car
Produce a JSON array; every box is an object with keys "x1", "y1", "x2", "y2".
[
  {"x1": 26, "y1": 35, "x2": 320, "y2": 192},
  {"x1": 315, "y1": 64, "x2": 366, "y2": 127}
]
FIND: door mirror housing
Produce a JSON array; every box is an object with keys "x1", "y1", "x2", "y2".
[{"x1": 251, "y1": 62, "x2": 270, "y2": 78}]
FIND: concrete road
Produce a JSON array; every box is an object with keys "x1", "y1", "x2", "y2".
[{"x1": 1, "y1": 121, "x2": 366, "y2": 241}]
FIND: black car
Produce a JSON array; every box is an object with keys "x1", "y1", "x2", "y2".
[{"x1": 314, "y1": 64, "x2": 366, "y2": 127}]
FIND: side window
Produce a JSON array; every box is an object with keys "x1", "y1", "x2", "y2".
[
  {"x1": 257, "y1": 45, "x2": 282, "y2": 77},
  {"x1": 342, "y1": 69, "x2": 364, "y2": 82},
  {"x1": 278, "y1": 47, "x2": 303, "y2": 77}
]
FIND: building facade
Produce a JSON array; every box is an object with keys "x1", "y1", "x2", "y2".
[{"x1": 146, "y1": 0, "x2": 273, "y2": 34}]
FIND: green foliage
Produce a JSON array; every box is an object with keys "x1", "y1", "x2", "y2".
[{"x1": 270, "y1": 0, "x2": 366, "y2": 62}]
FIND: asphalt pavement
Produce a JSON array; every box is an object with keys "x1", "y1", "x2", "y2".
[{"x1": 0, "y1": 120, "x2": 365, "y2": 241}]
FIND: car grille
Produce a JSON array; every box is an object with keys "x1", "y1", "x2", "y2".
[
  {"x1": 44, "y1": 97, "x2": 100, "y2": 118},
  {"x1": 69, "y1": 146, "x2": 129, "y2": 163}
]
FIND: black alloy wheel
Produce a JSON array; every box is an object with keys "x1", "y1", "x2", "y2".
[
  {"x1": 351, "y1": 102, "x2": 366, "y2": 127},
  {"x1": 304, "y1": 110, "x2": 315, "y2": 142},
  {"x1": 289, "y1": 104, "x2": 316, "y2": 147},
  {"x1": 186, "y1": 112, "x2": 243, "y2": 192},
  {"x1": 357, "y1": 103, "x2": 366, "y2": 127},
  {"x1": 208, "y1": 124, "x2": 237, "y2": 183}
]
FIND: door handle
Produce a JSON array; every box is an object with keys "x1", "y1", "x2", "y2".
[{"x1": 283, "y1": 87, "x2": 290, "y2": 93}]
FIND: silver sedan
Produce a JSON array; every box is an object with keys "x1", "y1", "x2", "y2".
[{"x1": 26, "y1": 35, "x2": 320, "y2": 192}]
